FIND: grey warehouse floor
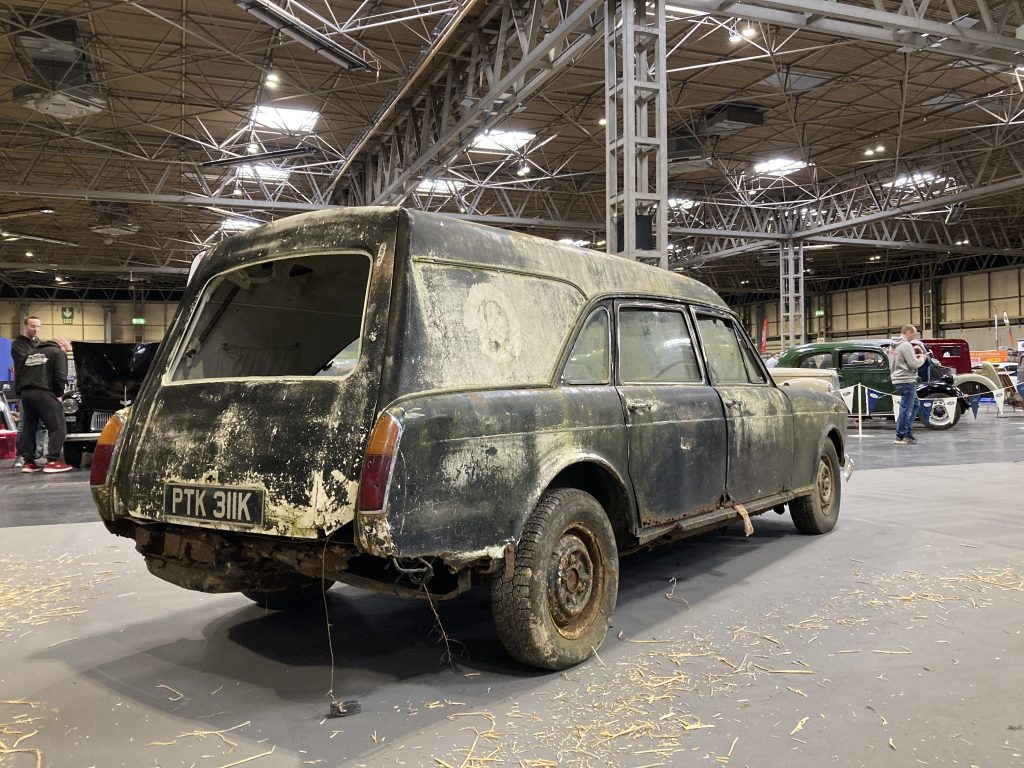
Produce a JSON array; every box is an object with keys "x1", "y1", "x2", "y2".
[{"x1": 1, "y1": 407, "x2": 1023, "y2": 768}]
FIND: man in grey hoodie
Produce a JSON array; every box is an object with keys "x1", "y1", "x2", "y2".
[{"x1": 890, "y1": 324, "x2": 926, "y2": 445}]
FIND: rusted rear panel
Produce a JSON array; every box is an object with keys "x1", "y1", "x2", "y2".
[{"x1": 110, "y1": 208, "x2": 402, "y2": 539}]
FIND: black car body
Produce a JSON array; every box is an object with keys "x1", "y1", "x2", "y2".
[
  {"x1": 62, "y1": 341, "x2": 159, "y2": 467},
  {"x1": 91, "y1": 207, "x2": 850, "y2": 669}
]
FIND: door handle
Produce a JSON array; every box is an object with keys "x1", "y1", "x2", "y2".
[
  {"x1": 725, "y1": 399, "x2": 743, "y2": 411},
  {"x1": 627, "y1": 400, "x2": 653, "y2": 412}
]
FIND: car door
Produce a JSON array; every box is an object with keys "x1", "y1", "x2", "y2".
[
  {"x1": 692, "y1": 311, "x2": 794, "y2": 504},
  {"x1": 615, "y1": 302, "x2": 727, "y2": 526},
  {"x1": 837, "y1": 347, "x2": 893, "y2": 414}
]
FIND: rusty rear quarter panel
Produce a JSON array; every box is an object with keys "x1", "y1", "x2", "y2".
[{"x1": 379, "y1": 386, "x2": 632, "y2": 560}]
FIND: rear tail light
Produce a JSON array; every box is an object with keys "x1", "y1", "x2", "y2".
[
  {"x1": 90, "y1": 410, "x2": 128, "y2": 486},
  {"x1": 358, "y1": 412, "x2": 402, "y2": 512}
]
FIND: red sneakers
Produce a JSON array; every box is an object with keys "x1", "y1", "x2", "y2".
[
  {"x1": 21, "y1": 461, "x2": 42, "y2": 473},
  {"x1": 42, "y1": 462, "x2": 73, "y2": 474}
]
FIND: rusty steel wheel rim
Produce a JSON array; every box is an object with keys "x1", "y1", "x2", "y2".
[
  {"x1": 817, "y1": 455, "x2": 835, "y2": 516},
  {"x1": 547, "y1": 528, "x2": 600, "y2": 637}
]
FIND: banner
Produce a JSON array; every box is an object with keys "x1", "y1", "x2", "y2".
[
  {"x1": 943, "y1": 398, "x2": 958, "y2": 422},
  {"x1": 919, "y1": 398, "x2": 933, "y2": 423},
  {"x1": 760, "y1": 317, "x2": 768, "y2": 354},
  {"x1": 993, "y1": 388, "x2": 1005, "y2": 416},
  {"x1": 892, "y1": 395, "x2": 900, "y2": 425},
  {"x1": 968, "y1": 394, "x2": 982, "y2": 418},
  {"x1": 838, "y1": 385, "x2": 856, "y2": 412},
  {"x1": 866, "y1": 389, "x2": 887, "y2": 414},
  {"x1": 1005, "y1": 312, "x2": 1015, "y2": 349}
]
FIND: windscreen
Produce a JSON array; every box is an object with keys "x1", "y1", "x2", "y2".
[{"x1": 171, "y1": 253, "x2": 371, "y2": 381}]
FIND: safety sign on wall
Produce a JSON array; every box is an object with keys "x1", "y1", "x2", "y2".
[{"x1": 61, "y1": 306, "x2": 74, "y2": 324}]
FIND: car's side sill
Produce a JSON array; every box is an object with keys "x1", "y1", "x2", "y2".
[{"x1": 632, "y1": 487, "x2": 815, "y2": 550}]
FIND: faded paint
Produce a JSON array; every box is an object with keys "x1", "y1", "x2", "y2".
[{"x1": 96, "y1": 207, "x2": 846, "y2": 606}]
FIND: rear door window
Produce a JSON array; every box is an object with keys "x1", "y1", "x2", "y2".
[
  {"x1": 796, "y1": 352, "x2": 833, "y2": 369},
  {"x1": 839, "y1": 350, "x2": 887, "y2": 370},
  {"x1": 618, "y1": 308, "x2": 703, "y2": 384},
  {"x1": 171, "y1": 253, "x2": 371, "y2": 381},
  {"x1": 694, "y1": 314, "x2": 767, "y2": 384},
  {"x1": 562, "y1": 308, "x2": 610, "y2": 384}
]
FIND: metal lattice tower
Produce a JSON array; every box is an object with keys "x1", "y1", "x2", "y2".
[
  {"x1": 604, "y1": 0, "x2": 668, "y2": 268},
  {"x1": 779, "y1": 242, "x2": 805, "y2": 350}
]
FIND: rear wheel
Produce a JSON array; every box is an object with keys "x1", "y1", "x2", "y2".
[
  {"x1": 790, "y1": 442, "x2": 841, "y2": 535},
  {"x1": 921, "y1": 397, "x2": 961, "y2": 430},
  {"x1": 491, "y1": 488, "x2": 618, "y2": 670},
  {"x1": 242, "y1": 578, "x2": 334, "y2": 610}
]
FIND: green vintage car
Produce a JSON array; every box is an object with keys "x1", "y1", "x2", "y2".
[{"x1": 776, "y1": 341, "x2": 969, "y2": 429}]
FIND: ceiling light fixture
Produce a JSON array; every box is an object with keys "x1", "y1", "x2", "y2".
[
  {"x1": 235, "y1": 0, "x2": 376, "y2": 71},
  {"x1": 470, "y1": 130, "x2": 535, "y2": 153},
  {"x1": 752, "y1": 157, "x2": 809, "y2": 176},
  {"x1": 265, "y1": 72, "x2": 280, "y2": 89},
  {"x1": 220, "y1": 217, "x2": 262, "y2": 232},
  {"x1": 728, "y1": 30, "x2": 743, "y2": 43},
  {"x1": 250, "y1": 105, "x2": 320, "y2": 133},
  {"x1": 416, "y1": 179, "x2": 466, "y2": 194},
  {"x1": 598, "y1": 117, "x2": 607, "y2": 126},
  {"x1": 517, "y1": 163, "x2": 531, "y2": 177},
  {"x1": 741, "y1": 24, "x2": 756, "y2": 37}
]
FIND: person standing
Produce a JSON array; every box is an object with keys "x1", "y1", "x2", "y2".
[
  {"x1": 890, "y1": 324, "x2": 926, "y2": 446},
  {"x1": 11, "y1": 315, "x2": 43, "y2": 465},
  {"x1": 18, "y1": 336, "x2": 73, "y2": 474}
]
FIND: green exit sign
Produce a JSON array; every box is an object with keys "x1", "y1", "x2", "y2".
[
  {"x1": 814, "y1": 309, "x2": 825, "y2": 317},
  {"x1": 132, "y1": 317, "x2": 146, "y2": 325}
]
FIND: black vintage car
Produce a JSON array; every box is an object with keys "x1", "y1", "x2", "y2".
[
  {"x1": 62, "y1": 341, "x2": 159, "y2": 467},
  {"x1": 90, "y1": 208, "x2": 851, "y2": 670}
]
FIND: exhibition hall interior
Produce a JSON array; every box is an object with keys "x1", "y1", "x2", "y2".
[{"x1": 1, "y1": 2, "x2": 1022, "y2": 766}]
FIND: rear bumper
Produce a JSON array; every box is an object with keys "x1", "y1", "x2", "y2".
[{"x1": 64, "y1": 432, "x2": 100, "y2": 443}]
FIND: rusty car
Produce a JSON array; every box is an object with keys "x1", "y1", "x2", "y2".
[{"x1": 90, "y1": 207, "x2": 850, "y2": 670}]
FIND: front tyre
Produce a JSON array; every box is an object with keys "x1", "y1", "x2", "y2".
[
  {"x1": 921, "y1": 397, "x2": 961, "y2": 430},
  {"x1": 491, "y1": 488, "x2": 618, "y2": 670},
  {"x1": 790, "y1": 442, "x2": 841, "y2": 535}
]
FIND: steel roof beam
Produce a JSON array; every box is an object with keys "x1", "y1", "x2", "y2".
[{"x1": 686, "y1": 0, "x2": 1024, "y2": 65}]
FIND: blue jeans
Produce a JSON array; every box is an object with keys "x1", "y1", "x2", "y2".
[{"x1": 895, "y1": 382, "x2": 918, "y2": 439}]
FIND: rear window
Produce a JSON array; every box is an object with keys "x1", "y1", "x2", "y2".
[{"x1": 170, "y1": 253, "x2": 371, "y2": 381}]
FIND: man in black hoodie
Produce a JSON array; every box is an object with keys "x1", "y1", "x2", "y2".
[
  {"x1": 11, "y1": 315, "x2": 43, "y2": 464},
  {"x1": 18, "y1": 336, "x2": 73, "y2": 474}
]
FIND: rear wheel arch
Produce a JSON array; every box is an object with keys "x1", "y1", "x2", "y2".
[{"x1": 546, "y1": 460, "x2": 636, "y2": 549}]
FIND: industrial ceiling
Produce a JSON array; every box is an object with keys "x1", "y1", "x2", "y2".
[{"x1": 2, "y1": 0, "x2": 1024, "y2": 303}]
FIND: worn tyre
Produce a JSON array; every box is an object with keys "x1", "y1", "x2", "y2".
[
  {"x1": 491, "y1": 488, "x2": 618, "y2": 670},
  {"x1": 242, "y1": 578, "x2": 334, "y2": 610},
  {"x1": 921, "y1": 398, "x2": 961, "y2": 430},
  {"x1": 790, "y1": 442, "x2": 841, "y2": 535},
  {"x1": 63, "y1": 443, "x2": 84, "y2": 469}
]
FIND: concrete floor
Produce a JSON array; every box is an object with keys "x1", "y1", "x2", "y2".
[{"x1": 1, "y1": 407, "x2": 1023, "y2": 768}]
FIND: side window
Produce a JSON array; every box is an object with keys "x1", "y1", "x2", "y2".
[
  {"x1": 840, "y1": 350, "x2": 887, "y2": 369},
  {"x1": 695, "y1": 314, "x2": 766, "y2": 384},
  {"x1": 797, "y1": 352, "x2": 833, "y2": 370},
  {"x1": 618, "y1": 309, "x2": 702, "y2": 384},
  {"x1": 562, "y1": 308, "x2": 610, "y2": 384}
]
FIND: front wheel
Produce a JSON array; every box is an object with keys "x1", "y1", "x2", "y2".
[
  {"x1": 790, "y1": 442, "x2": 841, "y2": 535},
  {"x1": 921, "y1": 396, "x2": 961, "y2": 430},
  {"x1": 491, "y1": 488, "x2": 618, "y2": 670}
]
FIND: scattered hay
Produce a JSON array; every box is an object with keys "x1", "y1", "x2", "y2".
[{"x1": 0, "y1": 554, "x2": 119, "y2": 637}]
